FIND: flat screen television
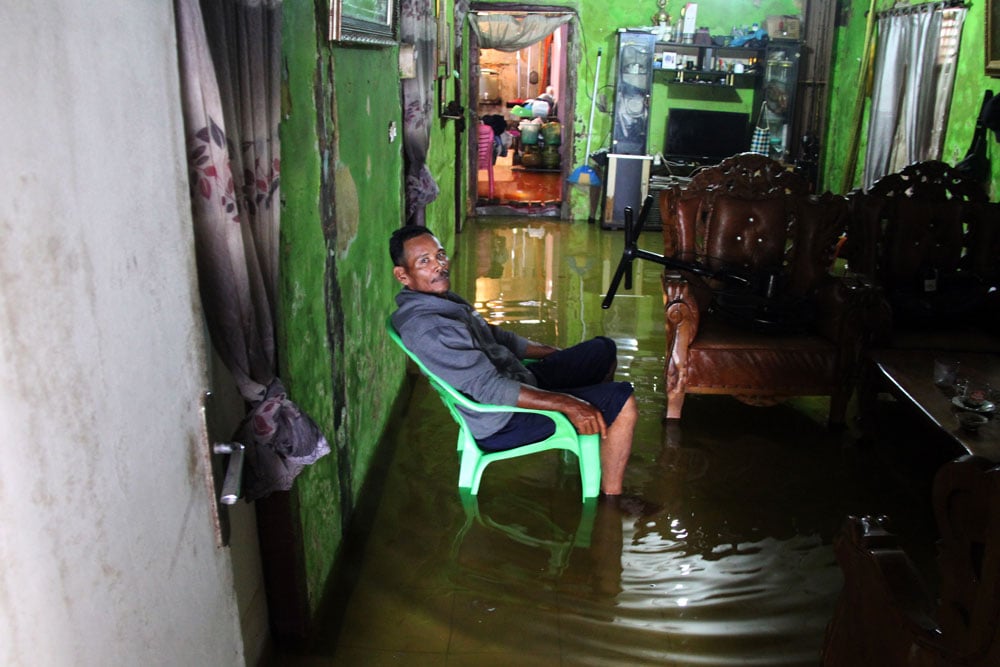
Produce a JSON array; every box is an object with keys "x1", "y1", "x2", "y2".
[{"x1": 664, "y1": 108, "x2": 750, "y2": 165}]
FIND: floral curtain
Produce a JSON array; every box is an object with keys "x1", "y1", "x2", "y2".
[
  {"x1": 175, "y1": 0, "x2": 330, "y2": 500},
  {"x1": 401, "y1": 0, "x2": 440, "y2": 225}
]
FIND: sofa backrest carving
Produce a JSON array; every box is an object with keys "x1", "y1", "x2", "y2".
[
  {"x1": 661, "y1": 153, "x2": 846, "y2": 301},
  {"x1": 846, "y1": 160, "x2": 999, "y2": 328}
]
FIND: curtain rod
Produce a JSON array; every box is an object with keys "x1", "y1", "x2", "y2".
[
  {"x1": 875, "y1": 1, "x2": 967, "y2": 18},
  {"x1": 472, "y1": 10, "x2": 576, "y2": 17}
]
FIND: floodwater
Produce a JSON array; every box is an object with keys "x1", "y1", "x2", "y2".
[{"x1": 276, "y1": 219, "x2": 944, "y2": 666}]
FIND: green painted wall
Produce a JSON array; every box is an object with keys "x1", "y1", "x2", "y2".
[
  {"x1": 279, "y1": 0, "x2": 408, "y2": 617},
  {"x1": 824, "y1": 0, "x2": 999, "y2": 198},
  {"x1": 278, "y1": 0, "x2": 342, "y2": 613}
]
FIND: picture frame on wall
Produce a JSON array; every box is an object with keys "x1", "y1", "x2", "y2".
[
  {"x1": 329, "y1": 0, "x2": 396, "y2": 46},
  {"x1": 988, "y1": 0, "x2": 1000, "y2": 76}
]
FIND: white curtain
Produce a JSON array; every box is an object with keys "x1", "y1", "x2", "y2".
[
  {"x1": 862, "y1": 4, "x2": 967, "y2": 189},
  {"x1": 470, "y1": 12, "x2": 572, "y2": 51}
]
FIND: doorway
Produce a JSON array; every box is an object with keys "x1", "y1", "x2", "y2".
[{"x1": 468, "y1": 9, "x2": 577, "y2": 218}]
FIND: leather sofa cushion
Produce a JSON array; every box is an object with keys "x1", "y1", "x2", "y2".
[
  {"x1": 884, "y1": 198, "x2": 965, "y2": 287},
  {"x1": 687, "y1": 315, "x2": 837, "y2": 391},
  {"x1": 705, "y1": 196, "x2": 788, "y2": 273}
]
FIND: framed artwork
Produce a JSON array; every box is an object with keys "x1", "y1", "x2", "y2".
[
  {"x1": 329, "y1": 0, "x2": 396, "y2": 46},
  {"x1": 989, "y1": 0, "x2": 1000, "y2": 77}
]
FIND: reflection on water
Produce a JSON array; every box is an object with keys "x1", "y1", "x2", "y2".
[{"x1": 311, "y1": 219, "x2": 941, "y2": 666}]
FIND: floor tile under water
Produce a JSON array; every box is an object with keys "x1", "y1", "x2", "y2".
[{"x1": 269, "y1": 219, "x2": 943, "y2": 666}]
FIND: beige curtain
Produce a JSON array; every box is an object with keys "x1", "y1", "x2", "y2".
[
  {"x1": 175, "y1": 0, "x2": 330, "y2": 501},
  {"x1": 469, "y1": 12, "x2": 572, "y2": 51}
]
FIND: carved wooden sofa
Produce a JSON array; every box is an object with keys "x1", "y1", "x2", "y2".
[
  {"x1": 657, "y1": 153, "x2": 880, "y2": 427},
  {"x1": 845, "y1": 160, "x2": 1000, "y2": 351},
  {"x1": 823, "y1": 455, "x2": 1000, "y2": 666}
]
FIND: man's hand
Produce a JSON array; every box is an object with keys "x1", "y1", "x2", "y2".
[{"x1": 516, "y1": 386, "x2": 607, "y2": 438}]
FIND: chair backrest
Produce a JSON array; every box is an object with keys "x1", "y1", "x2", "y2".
[
  {"x1": 477, "y1": 123, "x2": 494, "y2": 165},
  {"x1": 386, "y1": 316, "x2": 513, "y2": 422},
  {"x1": 658, "y1": 152, "x2": 844, "y2": 297},
  {"x1": 847, "y1": 161, "x2": 993, "y2": 285}
]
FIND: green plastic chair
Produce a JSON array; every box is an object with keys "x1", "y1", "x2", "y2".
[{"x1": 386, "y1": 317, "x2": 602, "y2": 500}]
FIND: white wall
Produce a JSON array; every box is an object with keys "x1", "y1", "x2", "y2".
[{"x1": 0, "y1": 3, "x2": 246, "y2": 664}]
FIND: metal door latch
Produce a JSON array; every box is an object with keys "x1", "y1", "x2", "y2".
[{"x1": 213, "y1": 442, "x2": 245, "y2": 505}]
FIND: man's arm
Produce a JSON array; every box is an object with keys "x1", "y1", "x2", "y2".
[{"x1": 516, "y1": 385, "x2": 607, "y2": 438}]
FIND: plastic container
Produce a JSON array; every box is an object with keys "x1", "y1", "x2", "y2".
[
  {"x1": 519, "y1": 122, "x2": 540, "y2": 145},
  {"x1": 541, "y1": 121, "x2": 561, "y2": 145},
  {"x1": 541, "y1": 145, "x2": 560, "y2": 169},
  {"x1": 521, "y1": 145, "x2": 542, "y2": 167},
  {"x1": 478, "y1": 69, "x2": 500, "y2": 103}
]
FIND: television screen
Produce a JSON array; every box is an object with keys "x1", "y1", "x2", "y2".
[{"x1": 664, "y1": 108, "x2": 750, "y2": 164}]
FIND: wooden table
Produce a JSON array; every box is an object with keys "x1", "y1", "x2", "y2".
[{"x1": 869, "y1": 350, "x2": 1000, "y2": 461}]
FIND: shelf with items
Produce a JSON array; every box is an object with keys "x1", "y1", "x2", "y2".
[
  {"x1": 653, "y1": 67, "x2": 758, "y2": 88},
  {"x1": 652, "y1": 41, "x2": 764, "y2": 80}
]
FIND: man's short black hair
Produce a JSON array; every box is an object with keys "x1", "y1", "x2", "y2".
[{"x1": 389, "y1": 225, "x2": 435, "y2": 267}]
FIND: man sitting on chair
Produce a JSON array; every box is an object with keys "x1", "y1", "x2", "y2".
[{"x1": 389, "y1": 225, "x2": 636, "y2": 496}]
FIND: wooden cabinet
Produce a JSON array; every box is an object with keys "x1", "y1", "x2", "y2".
[{"x1": 648, "y1": 38, "x2": 802, "y2": 167}]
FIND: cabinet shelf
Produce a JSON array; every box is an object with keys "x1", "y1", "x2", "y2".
[{"x1": 654, "y1": 68, "x2": 759, "y2": 88}]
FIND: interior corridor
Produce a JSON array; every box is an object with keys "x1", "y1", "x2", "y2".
[{"x1": 269, "y1": 218, "x2": 947, "y2": 666}]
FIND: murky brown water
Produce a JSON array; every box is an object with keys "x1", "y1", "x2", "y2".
[{"x1": 285, "y1": 219, "x2": 944, "y2": 666}]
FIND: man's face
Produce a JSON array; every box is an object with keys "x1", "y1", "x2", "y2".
[{"x1": 393, "y1": 234, "x2": 451, "y2": 294}]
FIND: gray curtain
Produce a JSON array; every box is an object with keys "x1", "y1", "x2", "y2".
[
  {"x1": 863, "y1": 4, "x2": 967, "y2": 189},
  {"x1": 469, "y1": 12, "x2": 572, "y2": 51},
  {"x1": 401, "y1": 0, "x2": 440, "y2": 225},
  {"x1": 175, "y1": 0, "x2": 330, "y2": 501}
]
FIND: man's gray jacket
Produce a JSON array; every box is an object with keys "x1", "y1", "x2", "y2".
[{"x1": 392, "y1": 288, "x2": 539, "y2": 439}]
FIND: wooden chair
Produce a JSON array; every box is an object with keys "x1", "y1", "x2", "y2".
[
  {"x1": 845, "y1": 160, "x2": 1000, "y2": 350},
  {"x1": 386, "y1": 317, "x2": 601, "y2": 499},
  {"x1": 823, "y1": 455, "x2": 1000, "y2": 666},
  {"x1": 656, "y1": 153, "x2": 879, "y2": 426}
]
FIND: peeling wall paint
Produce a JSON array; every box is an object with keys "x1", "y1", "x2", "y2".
[{"x1": 278, "y1": 0, "x2": 407, "y2": 620}]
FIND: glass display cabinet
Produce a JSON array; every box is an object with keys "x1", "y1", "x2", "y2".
[
  {"x1": 604, "y1": 30, "x2": 657, "y2": 228},
  {"x1": 761, "y1": 40, "x2": 801, "y2": 163},
  {"x1": 611, "y1": 30, "x2": 656, "y2": 155}
]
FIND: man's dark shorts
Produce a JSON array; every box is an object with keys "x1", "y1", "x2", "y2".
[{"x1": 476, "y1": 336, "x2": 634, "y2": 452}]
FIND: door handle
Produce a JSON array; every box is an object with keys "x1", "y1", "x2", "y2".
[{"x1": 212, "y1": 442, "x2": 245, "y2": 505}]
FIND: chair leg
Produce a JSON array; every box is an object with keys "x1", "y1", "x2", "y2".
[
  {"x1": 579, "y1": 435, "x2": 602, "y2": 499},
  {"x1": 666, "y1": 387, "x2": 686, "y2": 420},
  {"x1": 458, "y1": 442, "x2": 485, "y2": 495}
]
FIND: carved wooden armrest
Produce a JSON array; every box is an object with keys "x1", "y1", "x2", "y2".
[
  {"x1": 836, "y1": 515, "x2": 939, "y2": 629},
  {"x1": 823, "y1": 514, "x2": 945, "y2": 666},
  {"x1": 661, "y1": 272, "x2": 701, "y2": 396}
]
